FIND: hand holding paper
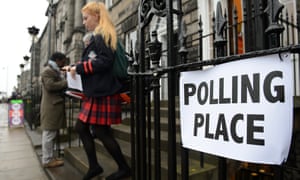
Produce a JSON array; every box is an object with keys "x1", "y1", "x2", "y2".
[
  {"x1": 70, "y1": 66, "x2": 77, "y2": 79},
  {"x1": 65, "y1": 71, "x2": 84, "y2": 99},
  {"x1": 62, "y1": 65, "x2": 77, "y2": 80}
]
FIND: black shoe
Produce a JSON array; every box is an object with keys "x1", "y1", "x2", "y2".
[
  {"x1": 106, "y1": 168, "x2": 131, "y2": 180},
  {"x1": 83, "y1": 166, "x2": 104, "y2": 180}
]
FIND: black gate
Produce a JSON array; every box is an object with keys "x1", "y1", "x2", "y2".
[{"x1": 128, "y1": 0, "x2": 300, "y2": 180}]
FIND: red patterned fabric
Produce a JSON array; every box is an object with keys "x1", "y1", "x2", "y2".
[{"x1": 78, "y1": 94, "x2": 122, "y2": 125}]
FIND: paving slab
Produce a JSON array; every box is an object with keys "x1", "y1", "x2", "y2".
[{"x1": 0, "y1": 103, "x2": 48, "y2": 180}]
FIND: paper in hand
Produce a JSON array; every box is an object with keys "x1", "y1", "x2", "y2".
[{"x1": 66, "y1": 72, "x2": 82, "y2": 92}]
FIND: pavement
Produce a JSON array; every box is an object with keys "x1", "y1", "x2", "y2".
[
  {"x1": 0, "y1": 103, "x2": 48, "y2": 180},
  {"x1": 0, "y1": 102, "x2": 127, "y2": 180},
  {"x1": 24, "y1": 116, "x2": 84, "y2": 180}
]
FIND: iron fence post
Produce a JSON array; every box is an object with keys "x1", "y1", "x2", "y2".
[
  {"x1": 148, "y1": 30, "x2": 163, "y2": 180},
  {"x1": 137, "y1": 7, "x2": 147, "y2": 178},
  {"x1": 179, "y1": 18, "x2": 189, "y2": 180},
  {"x1": 214, "y1": 2, "x2": 228, "y2": 180},
  {"x1": 166, "y1": 0, "x2": 177, "y2": 179},
  {"x1": 264, "y1": 0, "x2": 284, "y2": 48}
]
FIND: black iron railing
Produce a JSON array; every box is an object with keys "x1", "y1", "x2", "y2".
[
  {"x1": 61, "y1": 0, "x2": 300, "y2": 180},
  {"x1": 128, "y1": 0, "x2": 300, "y2": 180}
]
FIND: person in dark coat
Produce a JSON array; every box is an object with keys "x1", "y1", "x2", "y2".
[
  {"x1": 63, "y1": 2, "x2": 130, "y2": 180},
  {"x1": 40, "y1": 52, "x2": 68, "y2": 168}
]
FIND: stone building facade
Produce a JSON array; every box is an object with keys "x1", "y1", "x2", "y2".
[{"x1": 18, "y1": 0, "x2": 300, "y2": 99}]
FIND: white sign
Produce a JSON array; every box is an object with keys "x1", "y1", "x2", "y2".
[{"x1": 180, "y1": 53, "x2": 293, "y2": 165}]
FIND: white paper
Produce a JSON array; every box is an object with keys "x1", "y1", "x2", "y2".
[{"x1": 66, "y1": 72, "x2": 82, "y2": 91}]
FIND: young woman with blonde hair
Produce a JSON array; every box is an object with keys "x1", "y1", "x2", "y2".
[{"x1": 65, "y1": 1, "x2": 130, "y2": 180}]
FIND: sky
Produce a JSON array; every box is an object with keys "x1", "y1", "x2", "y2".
[{"x1": 0, "y1": 1, "x2": 49, "y2": 97}]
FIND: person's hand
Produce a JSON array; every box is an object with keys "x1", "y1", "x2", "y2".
[
  {"x1": 70, "y1": 66, "x2": 77, "y2": 79},
  {"x1": 61, "y1": 66, "x2": 70, "y2": 72},
  {"x1": 60, "y1": 69, "x2": 66, "y2": 76}
]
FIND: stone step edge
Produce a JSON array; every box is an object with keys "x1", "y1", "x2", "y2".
[{"x1": 64, "y1": 146, "x2": 217, "y2": 179}]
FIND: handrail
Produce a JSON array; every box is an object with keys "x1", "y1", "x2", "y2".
[{"x1": 128, "y1": 44, "x2": 300, "y2": 77}]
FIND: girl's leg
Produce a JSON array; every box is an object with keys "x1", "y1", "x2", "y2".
[
  {"x1": 93, "y1": 125, "x2": 130, "y2": 180},
  {"x1": 75, "y1": 120, "x2": 103, "y2": 179}
]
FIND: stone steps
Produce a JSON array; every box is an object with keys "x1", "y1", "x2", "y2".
[
  {"x1": 115, "y1": 119, "x2": 218, "y2": 164},
  {"x1": 64, "y1": 146, "x2": 120, "y2": 180},
  {"x1": 64, "y1": 139, "x2": 217, "y2": 180},
  {"x1": 64, "y1": 100, "x2": 218, "y2": 179}
]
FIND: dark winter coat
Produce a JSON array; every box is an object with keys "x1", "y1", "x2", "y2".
[
  {"x1": 76, "y1": 35, "x2": 122, "y2": 97},
  {"x1": 40, "y1": 65, "x2": 67, "y2": 130}
]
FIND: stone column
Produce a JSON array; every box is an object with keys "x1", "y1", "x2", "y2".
[
  {"x1": 50, "y1": 14, "x2": 56, "y2": 55},
  {"x1": 70, "y1": 0, "x2": 85, "y2": 64},
  {"x1": 65, "y1": 0, "x2": 74, "y2": 41},
  {"x1": 74, "y1": 0, "x2": 85, "y2": 29}
]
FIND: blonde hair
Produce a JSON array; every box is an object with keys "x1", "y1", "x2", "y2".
[{"x1": 81, "y1": 2, "x2": 117, "y2": 50}]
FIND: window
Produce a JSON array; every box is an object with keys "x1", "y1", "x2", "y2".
[
  {"x1": 105, "y1": 0, "x2": 112, "y2": 9},
  {"x1": 125, "y1": 30, "x2": 137, "y2": 54}
]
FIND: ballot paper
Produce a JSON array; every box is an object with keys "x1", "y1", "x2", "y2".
[
  {"x1": 66, "y1": 72, "x2": 82, "y2": 92},
  {"x1": 65, "y1": 72, "x2": 84, "y2": 99}
]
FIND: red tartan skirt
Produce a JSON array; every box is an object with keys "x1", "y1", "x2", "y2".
[{"x1": 78, "y1": 94, "x2": 122, "y2": 125}]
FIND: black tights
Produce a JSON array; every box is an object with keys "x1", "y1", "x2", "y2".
[{"x1": 75, "y1": 120, "x2": 129, "y2": 170}]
